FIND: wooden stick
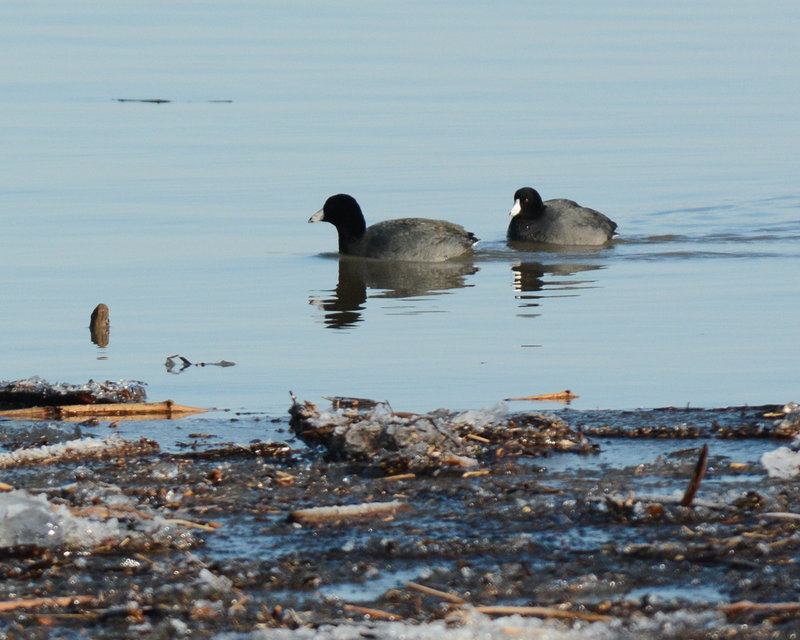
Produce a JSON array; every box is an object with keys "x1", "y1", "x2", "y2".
[
  {"x1": 473, "y1": 605, "x2": 612, "y2": 622},
  {"x1": 290, "y1": 500, "x2": 410, "y2": 524},
  {"x1": 163, "y1": 518, "x2": 222, "y2": 532},
  {"x1": 720, "y1": 600, "x2": 800, "y2": 615},
  {"x1": 0, "y1": 595, "x2": 97, "y2": 612},
  {"x1": 405, "y1": 581, "x2": 466, "y2": 604},
  {"x1": 343, "y1": 604, "x2": 403, "y2": 621},
  {"x1": 505, "y1": 390, "x2": 578, "y2": 402},
  {"x1": 0, "y1": 400, "x2": 207, "y2": 421},
  {"x1": 462, "y1": 469, "x2": 490, "y2": 478},
  {"x1": 762, "y1": 512, "x2": 800, "y2": 522},
  {"x1": 380, "y1": 473, "x2": 416, "y2": 482},
  {"x1": 680, "y1": 444, "x2": 709, "y2": 507}
]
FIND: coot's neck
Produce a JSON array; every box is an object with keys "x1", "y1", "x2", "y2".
[{"x1": 333, "y1": 218, "x2": 366, "y2": 253}]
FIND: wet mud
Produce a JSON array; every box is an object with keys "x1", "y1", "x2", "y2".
[{"x1": 1, "y1": 401, "x2": 800, "y2": 638}]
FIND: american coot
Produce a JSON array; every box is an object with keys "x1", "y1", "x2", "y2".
[
  {"x1": 310, "y1": 194, "x2": 478, "y2": 262},
  {"x1": 507, "y1": 187, "x2": 617, "y2": 246}
]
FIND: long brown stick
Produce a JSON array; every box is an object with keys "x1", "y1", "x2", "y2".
[
  {"x1": 680, "y1": 444, "x2": 709, "y2": 507},
  {"x1": 405, "y1": 581, "x2": 466, "y2": 604},
  {"x1": 720, "y1": 600, "x2": 800, "y2": 615}
]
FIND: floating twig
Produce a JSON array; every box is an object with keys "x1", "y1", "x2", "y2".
[
  {"x1": 680, "y1": 444, "x2": 709, "y2": 507},
  {"x1": 289, "y1": 500, "x2": 410, "y2": 524}
]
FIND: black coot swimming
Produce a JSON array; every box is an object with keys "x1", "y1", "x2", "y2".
[{"x1": 310, "y1": 194, "x2": 478, "y2": 262}]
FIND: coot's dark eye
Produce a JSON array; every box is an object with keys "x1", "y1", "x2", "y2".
[{"x1": 524, "y1": 198, "x2": 529, "y2": 203}]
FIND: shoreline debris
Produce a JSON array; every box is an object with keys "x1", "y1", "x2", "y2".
[
  {"x1": 0, "y1": 435, "x2": 159, "y2": 468},
  {"x1": 288, "y1": 394, "x2": 597, "y2": 472}
]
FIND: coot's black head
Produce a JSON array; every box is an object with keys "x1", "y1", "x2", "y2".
[
  {"x1": 510, "y1": 187, "x2": 545, "y2": 218},
  {"x1": 309, "y1": 194, "x2": 367, "y2": 235}
]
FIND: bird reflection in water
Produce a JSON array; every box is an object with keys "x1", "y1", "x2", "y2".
[
  {"x1": 311, "y1": 257, "x2": 478, "y2": 329},
  {"x1": 512, "y1": 261, "x2": 605, "y2": 318}
]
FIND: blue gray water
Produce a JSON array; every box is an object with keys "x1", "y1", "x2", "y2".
[{"x1": 2, "y1": 2, "x2": 799, "y2": 443}]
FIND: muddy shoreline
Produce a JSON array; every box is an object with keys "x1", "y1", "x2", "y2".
[{"x1": 1, "y1": 401, "x2": 799, "y2": 638}]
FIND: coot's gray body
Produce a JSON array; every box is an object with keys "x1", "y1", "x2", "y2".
[
  {"x1": 507, "y1": 187, "x2": 617, "y2": 246},
  {"x1": 311, "y1": 194, "x2": 477, "y2": 262}
]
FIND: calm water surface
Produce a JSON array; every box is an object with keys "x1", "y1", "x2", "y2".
[{"x1": 1, "y1": 2, "x2": 799, "y2": 443}]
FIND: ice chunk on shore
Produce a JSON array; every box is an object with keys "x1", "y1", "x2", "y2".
[
  {"x1": 451, "y1": 402, "x2": 509, "y2": 428},
  {"x1": 0, "y1": 489, "x2": 120, "y2": 549},
  {"x1": 762, "y1": 446, "x2": 800, "y2": 479}
]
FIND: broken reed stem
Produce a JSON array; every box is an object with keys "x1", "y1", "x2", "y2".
[
  {"x1": 680, "y1": 443, "x2": 709, "y2": 507},
  {"x1": 343, "y1": 604, "x2": 403, "y2": 621},
  {"x1": 473, "y1": 605, "x2": 612, "y2": 622},
  {"x1": 405, "y1": 581, "x2": 467, "y2": 605},
  {"x1": 0, "y1": 595, "x2": 97, "y2": 612},
  {"x1": 289, "y1": 500, "x2": 410, "y2": 524}
]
